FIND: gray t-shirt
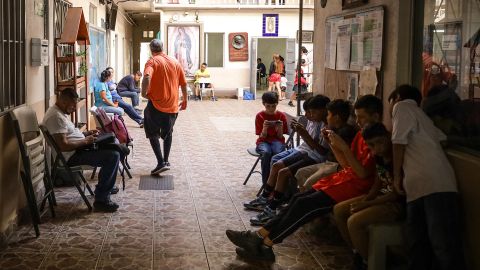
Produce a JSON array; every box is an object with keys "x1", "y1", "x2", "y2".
[
  {"x1": 296, "y1": 120, "x2": 329, "y2": 162},
  {"x1": 42, "y1": 105, "x2": 85, "y2": 161}
]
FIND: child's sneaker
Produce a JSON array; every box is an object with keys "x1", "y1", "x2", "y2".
[{"x1": 243, "y1": 196, "x2": 268, "y2": 211}]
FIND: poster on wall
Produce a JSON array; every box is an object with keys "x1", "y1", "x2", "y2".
[
  {"x1": 229, "y1": 32, "x2": 249, "y2": 61},
  {"x1": 336, "y1": 20, "x2": 352, "y2": 70},
  {"x1": 88, "y1": 26, "x2": 106, "y2": 91},
  {"x1": 263, "y1": 14, "x2": 279, "y2": 37},
  {"x1": 166, "y1": 25, "x2": 200, "y2": 77}
]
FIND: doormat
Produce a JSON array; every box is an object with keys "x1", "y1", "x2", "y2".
[{"x1": 139, "y1": 175, "x2": 174, "y2": 190}]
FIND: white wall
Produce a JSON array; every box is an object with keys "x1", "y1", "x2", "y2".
[{"x1": 159, "y1": 9, "x2": 314, "y2": 92}]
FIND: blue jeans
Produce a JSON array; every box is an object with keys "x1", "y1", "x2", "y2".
[
  {"x1": 102, "y1": 105, "x2": 124, "y2": 115},
  {"x1": 271, "y1": 148, "x2": 298, "y2": 167},
  {"x1": 256, "y1": 141, "x2": 285, "y2": 184},
  {"x1": 118, "y1": 91, "x2": 140, "y2": 107},
  {"x1": 67, "y1": 149, "x2": 120, "y2": 202},
  {"x1": 407, "y1": 192, "x2": 466, "y2": 270},
  {"x1": 111, "y1": 90, "x2": 143, "y2": 124}
]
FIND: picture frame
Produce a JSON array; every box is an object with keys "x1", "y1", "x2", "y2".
[
  {"x1": 342, "y1": 0, "x2": 368, "y2": 9},
  {"x1": 263, "y1": 14, "x2": 279, "y2": 37},
  {"x1": 166, "y1": 24, "x2": 201, "y2": 77},
  {"x1": 297, "y1": 30, "x2": 314, "y2": 43}
]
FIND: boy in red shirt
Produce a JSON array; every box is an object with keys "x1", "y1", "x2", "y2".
[
  {"x1": 226, "y1": 95, "x2": 382, "y2": 262},
  {"x1": 255, "y1": 92, "x2": 289, "y2": 185}
]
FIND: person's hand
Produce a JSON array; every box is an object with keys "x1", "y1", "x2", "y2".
[
  {"x1": 321, "y1": 127, "x2": 332, "y2": 143},
  {"x1": 89, "y1": 130, "x2": 99, "y2": 137},
  {"x1": 84, "y1": 135, "x2": 95, "y2": 145},
  {"x1": 275, "y1": 121, "x2": 283, "y2": 132},
  {"x1": 294, "y1": 123, "x2": 308, "y2": 137},
  {"x1": 328, "y1": 132, "x2": 349, "y2": 152},
  {"x1": 394, "y1": 174, "x2": 406, "y2": 196},
  {"x1": 263, "y1": 121, "x2": 270, "y2": 129},
  {"x1": 113, "y1": 101, "x2": 119, "y2": 108},
  {"x1": 350, "y1": 201, "x2": 370, "y2": 214},
  {"x1": 179, "y1": 99, "x2": 187, "y2": 111}
]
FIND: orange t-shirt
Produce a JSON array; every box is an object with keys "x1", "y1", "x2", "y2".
[
  {"x1": 144, "y1": 53, "x2": 187, "y2": 113},
  {"x1": 311, "y1": 131, "x2": 376, "y2": 202}
]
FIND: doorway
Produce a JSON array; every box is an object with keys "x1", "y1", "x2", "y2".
[{"x1": 250, "y1": 38, "x2": 295, "y2": 99}]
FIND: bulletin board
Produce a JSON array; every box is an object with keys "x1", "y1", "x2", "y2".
[
  {"x1": 324, "y1": 6, "x2": 384, "y2": 71},
  {"x1": 324, "y1": 6, "x2": 384, "y2": 101}
]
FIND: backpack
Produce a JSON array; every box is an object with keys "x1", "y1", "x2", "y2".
[{"x1": 95, "y1": 107, "x2": 133, "y2": 144}]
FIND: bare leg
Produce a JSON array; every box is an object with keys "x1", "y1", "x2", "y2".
[
  {"x1": 275, "y1": 82, "x2": 282, "y2": 99},
  {"x1": 268, "y1": 81, "x2": 274, "y2": 92},
  {"x1": 267, "y1": 162, "x2": 285, "y2": 188}
]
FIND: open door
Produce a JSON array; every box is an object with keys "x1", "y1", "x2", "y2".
[
  {"x1": 285, "y1": 38, "x2": 296, "y2": 95},
  {"x1": 250, "y1": 37, "x2": 258, "y2": 99}
]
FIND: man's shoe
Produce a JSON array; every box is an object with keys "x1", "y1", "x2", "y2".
[
  {"x1": 243, "y1": 196, "x2": 268, "y2": 212},
  {"x1": 288, "y1": 101, "x2": 295, "y2": 107},
  {"x1": 150, "y1": 163, "x2": 170, "y2": 175},
  {"x1": 250, "y1": 206, "x2": 275, "y2": 226},
  {"x1": 93, "y1": 200, "x2": 119, "y2": 212},
  {"x1": 226, "y1": 230, "x2": 263, "y2": 251},
  {"x1": 110, "y1": 186, "x2": 120, "y2": 195},
  {"x1": 235, "y1": 246, "x2": 275, "y2": 262},
  {"x1": 163, "y1": 162, "x2": 171, "y2": 170}
]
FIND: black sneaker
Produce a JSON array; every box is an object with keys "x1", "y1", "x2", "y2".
[
  {"x1": 235, "y1": 246, "x2": 275, "y2": 262},
  {"x1": 226, "y1": 230, "x2": 263, "y2": 252},
  {"x1": 250, "y1": 206, "x2": 276, "y2": 226},
  {"x1": 110, "y1": 186, "x2": 120, "y2": 194},
  {"x1": 151, "y1": 163, "x2": 170, "y2": 175},
  {"x1": 288, "y1": 101, "x2": 295, "y2": 107},
  {"x1": 243, "y1": 196, "x2": 268, "y2": 212},
  {"x1": 93, "y1": 200, "x2": 119, "y2": 212},
  {"x1": 163, "y1": 162, "x2": 171, "y2": 170}
]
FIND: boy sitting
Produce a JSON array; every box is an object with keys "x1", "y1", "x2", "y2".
[
  {"x1": 333, "y1": 123, "x2": 404, "y2": 269},
  {"x1": 245, "y1": 95, "x2": 331, "y2": 226},
  {"x1": 226, "y1": 95, "x2": 382, "y2": 262},
  {"x1": 255, "y1": 92, "x2": 289, "y2": 186},
  {"x1": 295, "y1": 99, "x2": 357, "y2": 191}
]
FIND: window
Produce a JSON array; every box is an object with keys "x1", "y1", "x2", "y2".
[
  {"x1": 0, "y1": 0, "x2": 26, "y2": 113},
  {"x1": 205, "y1": 33, "x2": 224, "y2": 68},
  {"x1": 89, "y1": 4, "x2": 97, "y2": 26},
  {"x1": 420, "y1": 0, "x2": 480, "y2": 153}
]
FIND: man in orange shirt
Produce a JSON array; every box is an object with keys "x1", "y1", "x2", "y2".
[{"x1": 142, "y1": 39, "x2": 188, "y2": 175}]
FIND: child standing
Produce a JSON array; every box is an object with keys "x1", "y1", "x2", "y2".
[
  {"x1": 255, "y1": 92, "x2": 289, "y2": 186},
  {"x1": 389, "y1": 85, "x2": 465, "y2": 270}
]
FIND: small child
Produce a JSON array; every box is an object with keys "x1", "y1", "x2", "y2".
[
  {"x1": 333, "y1": 123, "x2": 404, "y2": 269},
  {"x1": 255, "y1": 92, "x2": 289, "y2": 185}
]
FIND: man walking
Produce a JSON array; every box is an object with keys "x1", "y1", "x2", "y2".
[{"x1": 142, "y1": 39, "x2": 188, "y2": 175}]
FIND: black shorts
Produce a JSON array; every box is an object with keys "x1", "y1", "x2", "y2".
[
  {"x1": 198, "y1": 83, "x2": 212, "y2": 88},
  {"x1": 280, "y1": 150, "x2": 316, "y2": 175},
  {"x1": 144, "y1": 101, "x2": 178, "y2": 139},
  {"x1": 293, "y1": 84, "x2": 308, "y2": 93}
]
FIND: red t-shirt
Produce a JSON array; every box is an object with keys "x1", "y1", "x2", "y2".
[
  {"x1": 312, "y1": 131, "x2": 376, "y2": 202},
  {"x1": 255, "y1": 111, "x2": 288, "y2": 145}
]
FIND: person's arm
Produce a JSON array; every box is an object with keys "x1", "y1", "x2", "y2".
[
  {"x1": 364, "y1": 173, "x2": 382, "y2": 201},
  {"x1": 392, "y1": 144, "x2": 406, "y2": 195},
  {"x1": 141, "y1": 74, "x2": 150, "y2": 99},
  {"x1": 180, "y1": 84, "x2": 188, "y2": 110},
  {"x1": 128, "y1": 76, "x2": 137, "y2": 92},
  {"x1": 179, "y1": 67, "x2": 188, "y2": 110},
  {"x1": 328, "y1": 132, "x2": 374, "y2": 179},
  {"x1": 294, "y1": 123, "x2": 328, "y2": 155},
  {"x1": 351, "y1": 189, "x2": 400, "y2": 213},
  {"x1": 100, "y1": 91, "x2": 117, "y2": 107},
  {"x1": 53, "y1": 133, "x2": 95, "y2": 152}
]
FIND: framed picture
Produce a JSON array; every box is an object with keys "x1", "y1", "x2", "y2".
[
  {"x1": 263, "y1": 14, "x2": 279, "y2": 37},
  {"x1": 342, "y1": 0, "x2": 368, "y2": 9},
  {"x1": 166, "y1": 24, "x2": 201, "y2": 77},
  {"x1": 297, "y1": 30, "x2": 314, "y2": 43}
]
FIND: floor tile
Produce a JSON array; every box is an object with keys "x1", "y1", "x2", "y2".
[
  {"x1": 206, "y1": 252, "x2": 268, "y2": 270},
  {"x1": 40, "y1": 252, "x2": 98, "y2": 270},
  {"x1": 154, "y1": 232, "x2": 204, "y2": 253},
  {"x1": 97, "y1": 253, "x2": 153, "y2": 270},
  {"x1": 0, "y1": 252, "x2": 46, "y2": 270},
  {"x1": 103, "y1": 232, "x2": 153, "y2": 254},
  {"x1": 153, "y1": 252, "x2": 208, "y2": 270},
  {"x1": 50, "y1": 232, "x2": 105, "y2": 253}
]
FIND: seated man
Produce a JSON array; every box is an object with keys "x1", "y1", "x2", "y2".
[
  {"x1": 244, "y1": 95, "x2": 331, "y2": 226},
  {"x1": 42, "y1": 88, "x2": 121, "y2": 212},
  {"x1": 226, "y1": 95, "x2": 382, "y2": 262},
  {"x1": 257, "y1": 58, "x2": 267, "y2": 85},
  {"x1": 194, "y1": 63, "x2": 215, "y2": 101},
  {"x1": 117, "y1": 71, "x2": 142, "y2": 109}
]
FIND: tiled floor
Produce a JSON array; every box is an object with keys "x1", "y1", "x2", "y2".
[{"x1": 0, "y1": 99, "x2": 353, "y2": 270}]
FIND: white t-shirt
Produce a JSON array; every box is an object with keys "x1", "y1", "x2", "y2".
[
  {"x1": 296, "y1": 120, "x2": 329, "y2": 162},
  {"x1": 42, "y1": 105, "x2": 85, "y2": 161},
  {"x1": 391, "y1": 99, "x2": 457, "y2": 202}
]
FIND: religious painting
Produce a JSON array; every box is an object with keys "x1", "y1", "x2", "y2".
[
  {"x1": 166, "y1": 24, "x2": 200, "y2": 77},
  {"x1": 263, "y1": 14, "x2": 279, "y2": 37},
  {"x1": 229, "y1": 32, "x2": 249, "y2": 61}
]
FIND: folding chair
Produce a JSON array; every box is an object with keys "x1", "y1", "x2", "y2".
[
  {"x1": 39, "y1": 125, "x2": 94, "y2": 211},
  {"x1": 10, "y1": 107, "x2": 56, "y2": 237},
  {"x1": 89, "y1": 106, "x2": 132, "y2": 190}
]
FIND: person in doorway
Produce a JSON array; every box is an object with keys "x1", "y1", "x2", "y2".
[
  {"x1": 257, "y1": 58, "x2": 267, "y2": 86},
  {"x1": 288, "y1": 66, "x2": 308, "y2": 107},
  {"x1": 142, "y1": 39, "x2": 188, "y2": 175},
  {"x1": 268, "y1": 55, "x2": 284, "y2": 99},
  {"x1": 117, "y1": 71, "x2": 142, "y2": 109}
]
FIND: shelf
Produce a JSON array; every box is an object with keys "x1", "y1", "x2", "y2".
[
  {"x1": 56, "y1": 56, "x2": 84, "y2": 63},
  {"x1": 57, "y1": 76, "x2": 85, "y2": 86}
]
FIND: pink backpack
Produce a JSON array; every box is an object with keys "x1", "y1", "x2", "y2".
[{"x1": 95, "y1": 108, "x2": 133, "y2": 144}]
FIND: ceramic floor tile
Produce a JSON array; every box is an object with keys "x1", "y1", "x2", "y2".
[
  {"x1": 97, "y1": 253, "x2": 153, "y2": 270},
  {"x1": 39, "y1": 253, "x2": 98, "y2": 270},
  {"x1": 3, "y1": 231, "x2": 56, "y2": 253},
  {"x1": 206, "y1": 252, "x2": 269, "y2": 270},
  {"x1": 50, "y1": 232, "x2": 105, "y2": 253},
  {"x1": 154, "y1": 232, "x2": 204, "y2": 253},
  {"x1": 0, "y1": 252, "x2": 46, "y2": 270},
  {"x1": 153, "y1": 253, "x2": 208, "y2": 270},
  {"x1": 103, "y1": 232, "x2": 153, "y2": 254}
]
